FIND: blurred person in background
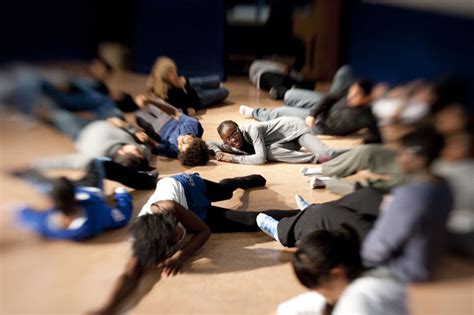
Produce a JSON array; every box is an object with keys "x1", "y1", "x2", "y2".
[{"x1": 145, "y1": 56, "x2": 229, "y2": 117}]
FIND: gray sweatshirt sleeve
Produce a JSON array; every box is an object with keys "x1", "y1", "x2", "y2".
[
  {"x1": 32, "y1": 154, "x2": 93, "y2": 170},
  {"x1": 230, "y1": 126, "x2": 267, "y2": 165}
]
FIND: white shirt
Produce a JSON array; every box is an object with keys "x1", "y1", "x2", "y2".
[
  {"x1": 372, "y1": 98, "x2": 429, "y2": 126},
  {"x1": 277, "y1": 276, "x2": 408, "y2": 315},
  {"x1": 138, "y1": 178, "x2": 188, "y2": 217}
]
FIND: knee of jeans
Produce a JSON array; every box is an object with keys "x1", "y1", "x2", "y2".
[{"x1": 336, "y1": 65, "x2": 353, "y2": 77}]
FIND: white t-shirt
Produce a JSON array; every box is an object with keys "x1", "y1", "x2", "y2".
[
  {"x1": 138, "y1": 178, "x2": 188, "y2": 217},
  {"x1": 277, "y1": 276, "x2": 408, "y2": 315},
  {"x1": 372, "y1": 98, "x2": 429, "y2": 126}
]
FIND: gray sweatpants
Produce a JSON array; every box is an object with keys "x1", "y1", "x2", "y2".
[{"x1": 321, "y1": 145, "x2": 409, "y2": 194}]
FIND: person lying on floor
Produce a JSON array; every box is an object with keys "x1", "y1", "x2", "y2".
[
  {"x1": 248, "y1": 59, "x2": 315, "y2": 100},
  {"x1": 300, "y1": 102, "x2": 472, "y2": 195},
  {"x1": 208, "y1": 117, "x2": 347, "y2": 165},
  {"x1": 239, "y1": 78, "x2": 382, "y2": 144},
  {"x1": 11, "y1": 158, "x2": 148, "y2": 241},
  {"x1": 256, "y1": 187, "x2": 383, "y2": 248},
  {"x1": 145, "y1": 56, "x2": 229, "y2": 116},
  {"x1": 89, "y1": 173, "x2": 304, "y2": 314},
  {"x1": 118, "y1": 94, "x2": 209, "y2": 166},
  {"x1": 277, "y1": 228, "x2": 408, "y2": 315},
  {"x1": 1, "y1": 60, "x2": 138, "y2": 121},
  {"x1": 31, "y1": 104, "x2": 158, "y2": 171}
]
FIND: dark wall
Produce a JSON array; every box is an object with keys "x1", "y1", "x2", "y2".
[
  {"x1": 132, "y1": 0, "x2": 225, "y2": 78},
  {"x1": 345, "y1": 1, "x2": 474, "y2": 107},
  {"x1": 0, "y1": 0, "x2": 97, "y2": 62}
]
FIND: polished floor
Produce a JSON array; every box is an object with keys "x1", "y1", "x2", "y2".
[{"x1": 0, "y1": 74, "x2": 473, "y2": 314}]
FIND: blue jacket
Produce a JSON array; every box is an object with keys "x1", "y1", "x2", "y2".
[{"x1": 18, "y1": 187, "x2": 132, "y2": 241}]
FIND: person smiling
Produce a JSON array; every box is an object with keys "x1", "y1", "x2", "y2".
[{"x1": 208, "y1": 117, "x2": 346, "y2": 165}]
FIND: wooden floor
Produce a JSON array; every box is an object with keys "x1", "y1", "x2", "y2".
[{"x1": 0, "y1": 73, "x2": 473, "y2": 314}]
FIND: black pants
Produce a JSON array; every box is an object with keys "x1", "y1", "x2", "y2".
[
  {"x1": 202, "y1": 174, "x2": 299, "y2": 232},
  {"x1": 16, "y1": 159, "x2": 157, "y2": 192},
  {"x1": 259, "y1": 72, "x2": 315, "y2": 99},
  {"x1": 76, "y1": 159, "x2": 157, "y2": 190}
]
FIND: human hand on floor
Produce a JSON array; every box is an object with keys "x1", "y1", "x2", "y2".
[
  {"x1": 215, "y1": 152, "x2": 232, "y2": 163},
  {"x1": 305, "y1": 116, "x2": 316, "y2": 129},
  {"x1": 159, "y1": 256, "x2": 183, "y2": 277}
]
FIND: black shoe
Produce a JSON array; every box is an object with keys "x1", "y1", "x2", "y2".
[{"x1": 236, "y1": 174, "x2": 266, "y2": 189}]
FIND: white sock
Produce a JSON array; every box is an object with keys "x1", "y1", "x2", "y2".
[
  {"x1": 300, "y1": 166, "x2": 322, "y2": 176},
  {"x1": 256, "y1": 213, "x2": 280, "y2": 242},
  {"x1": 310, "y1": 176, "x2": 327, "y2": 189},
  {"x1": 239, "y1": 105, "x2": 254, "y2": 117},
  {"x1": 294, "y1": 194, "x2": 311, "y2": 210}
]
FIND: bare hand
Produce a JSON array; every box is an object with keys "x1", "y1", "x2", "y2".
[
  {"x1": 176, "y1": 76, "x2": 187, "y2": 89},
  {"x1": 215, "y1": 152, "x2": 232, "y2": 163},
  {"x1": 108, "y1": 117, "x2": 127, "y2": 128},
  {"x1": 158, "y1": 257, "x2": 183, "y2": 277},
  {"x1": 305, "y1": 116, "x2": 316, "y2": 129},
  {"x1": 187, "y1": 107, "x2": 197, "y2": 117},
  {"x1": 134, "y1": 94, "x2": 148, "y2": 107},
  {"x1": 134, "y1": 131, "x2": 149, "y2": 143}
]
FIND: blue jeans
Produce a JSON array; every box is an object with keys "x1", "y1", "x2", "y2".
[{"x1": 188, "y1": 75, "x2": 229, "y2": 108}]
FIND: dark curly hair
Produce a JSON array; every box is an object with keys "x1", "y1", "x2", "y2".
[{"x1": 178, "y1": 138, "x2": 210, "y2": 166}]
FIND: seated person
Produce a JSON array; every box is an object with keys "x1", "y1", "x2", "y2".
[
  {"x1": 277, "y1": 228, "x2": 408, "y2": 315},
  {"x1": 362, "y1": 127, "x2": 453, "y2": 282},
  {"x1": 129, "y1": 94, "x2": 209, "y2": 165},
  {"x1": 256, "y1": 187, "x2": 383, "y2": 248},
  {"x1": 145, "y1": 56, "x2": 229, "y2": 116},
  {"x1": 240, "y1": 78, "x2": 382, "y2": 143},
  {"x1": 15, "y1": 173, "x2": 132, "y2": 242},
  {"x1": 208, "y1": 117, "x2": 346, "y2": 165}
]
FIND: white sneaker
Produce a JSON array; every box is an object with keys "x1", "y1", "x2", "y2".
[
  {"x1": 239, "y1": 105, "x2": 254, "y2": 117},
  {"x1": 300, "y1": 166, "x2": 322, "y2": 176}
]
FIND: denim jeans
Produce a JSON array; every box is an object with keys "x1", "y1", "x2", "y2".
[{"x1": 188, "y1": 75, "x2": 229, "y2": 108}]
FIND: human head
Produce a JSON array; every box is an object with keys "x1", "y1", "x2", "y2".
[
  {"x1": 432, "y1": 102, "x2": 470, "y2": 136},
  {"x1": 146, "y1": 56, "x2": 178, "y2": 99},
  {"x1": 89, "y1": 57, "x2": 113, "y2": 81},
  {"x1": 397, "y1": 126, "x2": 445, "y2": 173},
  {"x1": 130, "y1": 211, "x2": 178, "y2": 268},
  {"x1": 292, "y1": 226, "x2": 362, "y2": 305},
  {"x1": 177, "y1": 135, "x2": 210, "y2": 166},
  {"x1": 441, "y1": 130, "x2": 474, "y2": 161},
  {"x1": 347, "y1": 80, "x2": 374, "y2": 107},
  {"x1": 113, "y1": 144, "x2": 148, "y2": 170},
  {"x1": 50, "y1": 177, "x2": 77, "y2": 216},
  {"x1": 217, "y1": 120, "x2": 243, "y2": 149}
]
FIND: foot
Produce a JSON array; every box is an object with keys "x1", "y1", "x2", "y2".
[
  {"x1": 256, "y1": 213, "x2": 280, "y2": 242},
  {"x1": 268, "y1": 87, "x2": 278, "y2": 99},
  {"x1": 239, "y1": 105, "x2": 254, "y2": 117},
  {"x1": 235, "y1": 174, "x2": 266, "y2": 189},
  {"x1": 310, "y1": 176, "x2": 327, "y2": 189},
  {"x1": 294, "y1": 194, "x2": 310, "y2": 211},
  {"x1": 300, "y1": 166, "x2": 322, "y2": 176}
]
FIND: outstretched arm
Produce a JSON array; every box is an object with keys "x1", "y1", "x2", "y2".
[
  {"x1": 155, "y1": 200, "x2": 211, "y2": 276},
  {"x1": 89, "y1": 257, "x2": 147, "y2": 315}
]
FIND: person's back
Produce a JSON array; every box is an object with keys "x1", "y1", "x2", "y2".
[{"x1": 75, "y1": 120, "x2": 139, "y2": 157}]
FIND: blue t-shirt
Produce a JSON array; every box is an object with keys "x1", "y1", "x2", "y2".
[
  {"x1": 171, "y1": 173, "x2": 210, "y2": 220},
  {"x1": 18, "y1": 187, "x2": 132, "y2": 241}
]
